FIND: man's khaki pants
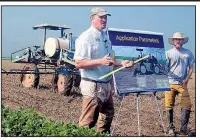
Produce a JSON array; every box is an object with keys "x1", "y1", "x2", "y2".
[
  {"x1": 165, "y1": 84, "x2": 191, "y2": 110},
  {"x1": 78, "y1": 79, "x2": 115, "y2": 133}
]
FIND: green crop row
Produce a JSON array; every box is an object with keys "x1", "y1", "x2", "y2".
[
  {"x1": 1, "y1": 105, "x2": 110, "y2": 137},
  {"x1": 2, "y1": 57, "x2": 11, "y2": 60}
]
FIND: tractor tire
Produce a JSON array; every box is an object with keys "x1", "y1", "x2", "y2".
[
  {"x1": 51, "y1": 74, "x2": 58, "y2": 92},
  {"x1": 57, "y1": 74, "x2": 73, "y2": 96},
  {"x1": 20, "y1": 65, "x2": 40, "y2": 88},
  {"x1": 73, "y1": 74, "x2": 81, "y2": 87},
  {"x1": 140, "y1": 64, "x2": 147, "y2": 75},
  {"x1": 154, "y1": 65, "x2": 160, "y2": 74}
]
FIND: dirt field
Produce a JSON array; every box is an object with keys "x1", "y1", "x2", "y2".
[{"x1": 1, "y1": 60, "x2": 196, "y2": 137}]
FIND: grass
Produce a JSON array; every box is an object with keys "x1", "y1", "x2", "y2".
[{"x1": 2, "y1": 57, "x2": 11, "y2": 60}]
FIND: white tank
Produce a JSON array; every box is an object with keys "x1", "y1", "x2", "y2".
[{"x1": 44, "y1": 38, "x2": 70, "y2": 57}]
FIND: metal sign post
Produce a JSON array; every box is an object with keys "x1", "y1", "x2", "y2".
[{"x1": 111, "y1": 92, "x2": 167, "y2": 136}]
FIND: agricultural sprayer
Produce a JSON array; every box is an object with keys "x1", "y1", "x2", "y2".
[{"x1": 2, "y1": 24, "x2": 81, "y2": 96}]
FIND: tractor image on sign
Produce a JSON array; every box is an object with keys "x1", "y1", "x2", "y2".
[
  {"x1": 5, "y1": 24, "x2": 81, "y2": 96},
  {"x1": 133, "y1": 48, "x2": 167, "y2": 75}
]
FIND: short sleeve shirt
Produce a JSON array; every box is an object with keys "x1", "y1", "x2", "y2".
[
  {"x1": 166, "y1": 47, "x2": 195, "y2": 84},
  {"x1": 74, "y1": 26, "x2": 114, "y2": 82}
]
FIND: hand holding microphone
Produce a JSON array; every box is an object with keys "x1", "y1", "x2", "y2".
[{"x1": 101, "y1": 53, "x2": 114, "y2": 66}]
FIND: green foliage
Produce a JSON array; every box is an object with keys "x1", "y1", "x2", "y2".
[
  {"x1": 2, "y1": 57, "x2": 11, "y2": 60},
  {"x1": 1, "y1": 105, "x2": 110, "y2": 137}
]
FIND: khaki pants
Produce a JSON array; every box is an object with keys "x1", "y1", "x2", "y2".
[
  {"x1": 78, "y1": 79, "x2": 114, "y2": 133},
  {"x1": 165, "y1": 84, "x2": 191, "y2": 110}
]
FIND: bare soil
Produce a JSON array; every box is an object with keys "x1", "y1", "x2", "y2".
[{"x1": 1, "y1": 60, "x2": 196, "y2": 136}]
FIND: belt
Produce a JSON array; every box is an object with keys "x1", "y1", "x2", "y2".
[{"x1": 81, "y1": 77, "x2": 111, "y2": 84}]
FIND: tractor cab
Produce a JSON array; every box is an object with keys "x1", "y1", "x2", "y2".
[{"x1": 32, "y1": 23, "x2": 71, "y2": 46}]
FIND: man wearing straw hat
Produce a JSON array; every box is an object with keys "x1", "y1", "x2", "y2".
[
  {"x1": 165, "y1": 32, "x2": 195, "y2": 136},
  {"x1": 74, "y1": 7, "x2": 133, "y2": 133}
]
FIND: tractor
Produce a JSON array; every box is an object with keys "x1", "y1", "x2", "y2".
[
  {"x1": 7, "y1": 23, "x2": 81, "y2": 96},
  {"x1": 133, "y1": 48, "x2": 167, "y2": 75}
]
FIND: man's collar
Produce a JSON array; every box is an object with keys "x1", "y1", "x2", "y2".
[
  {"x1": 91, "y1": 25, "x2": 104, "y2": 36},
  {"x1": 173, "y1": 46, "x2": 184, "y2": 51}
]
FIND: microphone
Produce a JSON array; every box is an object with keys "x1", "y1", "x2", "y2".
[{"x1": 104, "y1": 39, "x2": 108, "y2": 48}]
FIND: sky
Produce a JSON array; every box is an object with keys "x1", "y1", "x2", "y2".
[{"x1": 2, "y1": 5, "x2": 195, "y2": 58}]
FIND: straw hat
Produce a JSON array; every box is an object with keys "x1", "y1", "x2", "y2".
[{"x1": 168, "y1": 32, "x2": 189, "y2": 45}]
